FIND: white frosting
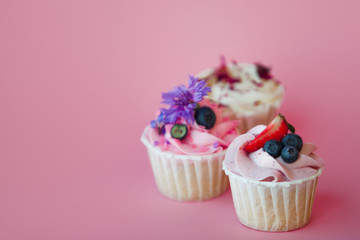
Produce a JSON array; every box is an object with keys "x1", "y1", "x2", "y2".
[{"x1": 197, "y1": 63, "x2": 285, "y2": 116}]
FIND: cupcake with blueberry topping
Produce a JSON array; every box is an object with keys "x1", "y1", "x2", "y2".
[
  {"x1": 141, "y1": 76, "x2": 239, "y2": 201},
  {"x1": 197, "y1": 57, "x2": 284, "y2": 133},
  {"x1": 222, "y1": 114, "x2": 324, "y2": 231}
]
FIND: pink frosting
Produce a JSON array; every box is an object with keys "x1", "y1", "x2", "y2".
[
  {"x1": 145, "y1": 99, "x2": 239, "y2": 155},
  {"x1": 223, "y1": 125, "x2": 324, "y2": 182}
]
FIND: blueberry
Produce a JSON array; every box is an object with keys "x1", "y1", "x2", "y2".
[
  {"x1": 195, "y1": 107, "x2": 216, "y2": 129},
  {"x1": 281, "y1": 146, "x2": 299, "y2": 163},
  {"x1": 170, "y1": 124, "x2": 188, "y2": 140},
  {"x1": 282, "y1": 133, "x2": 303, "y2": 151},
  {"x1": 263, "y1": 140, "x2": 283, "y2": 158}
]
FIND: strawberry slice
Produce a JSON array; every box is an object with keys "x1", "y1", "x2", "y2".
[{"x1": 243, "y1": 114, "x2": 295, "y2": 152}]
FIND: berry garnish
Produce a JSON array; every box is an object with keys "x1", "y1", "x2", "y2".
[
  {"x1": 170, "y1": 124, "x2": 188, "y2": 140},
  {"x1": 281, "y1": 146, "x2": 299, "y2": 163},
  {"x1": 213, "y1": 57, "x2": 241, "y2": 89},
  {"x1": 215, "y1": 63, "x2": 229, "y2": 80},
  {"x1": 255, "y1": 63, "x2": 272, "y2": 80},
  {"x1": 282, "y1": 133, "x2": 303, "y2": 151},
  {"x1": 263, "y1": 140, "x2": 282, "y2": 158},
  {"x1": 244, "y1": 113, "x2": 295, "y2": 152},
  {"x1": 195, "y1": 106, "x2": 216, "y2": 129}
]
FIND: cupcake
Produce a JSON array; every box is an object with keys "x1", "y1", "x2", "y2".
[
  {"x1": 141, "y1": 76, "x2": 239, "y2": 201},
  {"x1": 197, "y1": 58, "x2": 284, "y2": 133},
  {"x1": 222, "y1": 114, "x2": 324, "y2": 231}
]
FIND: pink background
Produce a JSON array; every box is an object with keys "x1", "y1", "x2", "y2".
[{"x1": 1, "y1": 0, "x2": 359, "y2": 239}]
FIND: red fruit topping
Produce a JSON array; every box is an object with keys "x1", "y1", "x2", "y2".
[
  {"x1": 214, "y1": 56, "x2": 241, "y2": 89},
  {"x1": 255, "y1": 63, "x2": 273, "y2": 80},
  {"x1": 243, "y1": 114, "x2": 295, "y2": 152}
]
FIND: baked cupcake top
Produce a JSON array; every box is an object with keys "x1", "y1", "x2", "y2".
[
  {"x1": 223, "y1": 114, "x2": 324, "y2": 182},
  {"x1": 197, "y1": 58, "x2": 284, "y2": 116},
  {"x1": 145, "y1": 76, "x2": 239, "y2": 155}
]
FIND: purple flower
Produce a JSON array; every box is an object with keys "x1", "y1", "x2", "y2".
[
  {"x1": 151, "y1": 75, "x2": 211, "y2": 126},
  {"x1": 150, "y1": 111, "x2": 165, "y2": 128},
  {"x1": 188, "y1": 75, "x2": 211, "y2": 102}
]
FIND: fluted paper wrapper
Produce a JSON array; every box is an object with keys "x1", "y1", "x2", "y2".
[
  {"x1": 224, "y1": 168, "x2": 323, "y2": 232},
  {"x1": 229, "y1": 105, "x2": 278, "y2": 133},
  {"x1": 141, "y1": 134, "x2": 229, "y2": 201}
]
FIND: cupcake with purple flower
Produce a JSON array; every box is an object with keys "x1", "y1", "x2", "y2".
[
  {"x1": 141, "y1": 76, "x2": 239, "y2": 201},
  {"x1": 196, "y1": 57, "x2": 285, "y2": 133}
]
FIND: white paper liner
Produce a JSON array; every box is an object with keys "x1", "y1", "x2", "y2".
[
  {"x1": 229, "y1": 105, "x2": 278, "y2": 133},
  {"x1": 223, "y1": 166, "x2": 323, "y2": 231},
  {"x1": 141, "y1": 132, "x2": 229, "y2": 201}
]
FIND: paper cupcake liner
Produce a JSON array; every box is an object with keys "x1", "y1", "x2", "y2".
[
  {"x1": 224, "y1": 168, "x2": 323, "y2": 232},
  {"x1": 230, "y1": 105, "x2": 278, "y2": 133},
  {"x1": 141, "y1": 134, "x2": 229, "y2": 201}
]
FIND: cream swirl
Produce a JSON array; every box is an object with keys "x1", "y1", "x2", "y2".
[
  {"x1": 197, "y1": 62, "x2": 284, "y2": 116},
  {"x1": 223, "y1": 125, "x2": 324, "y2": 182},
  {"x1": 145, "y1": 99, "x2": 239, "y2": 155}
]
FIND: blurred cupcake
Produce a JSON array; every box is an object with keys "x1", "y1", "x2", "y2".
[
  {"x1": 222, "y1": 114, "x2": 324, "y2": 231},
  {"x1": 197, "y1": 58, "x2": 284, "y2": 133},
  {"x1": 141, "y1": 76, "x2": 239, "y2": 201}
]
